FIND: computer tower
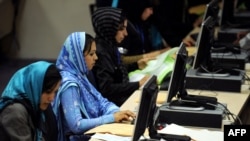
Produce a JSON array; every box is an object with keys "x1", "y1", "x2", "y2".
[
  {"x1": 185, "y1": 68, "x2": 244, "y2": 92},
  {"x1": 158, "y1": 103, "x2": 225, "y2": 129}
]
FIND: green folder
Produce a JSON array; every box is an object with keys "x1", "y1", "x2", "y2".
[{"x1": 129, "y1": 47, "x2": 179, "y2": 84}]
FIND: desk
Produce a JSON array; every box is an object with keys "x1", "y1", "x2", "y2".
[
  {"x1": 121, "y1": 90, "x2": 250, "y2": 124},
  {"x1": 90, "y1": 89, "x2": 249, "y2": 141}
]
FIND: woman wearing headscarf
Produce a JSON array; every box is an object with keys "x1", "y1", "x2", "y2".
[
  {"x1": 0, "y1": 61, "x2": 62, "y2": 141},
  {"x1": 117, "y1": 0, "x2": 169, "y2": 62},
  {"x1": 52, "y1": 32, "x2": 135, "y2": 141},
  {"x1": 91, "y1": 7, "x2": 150, "y2": 107}
]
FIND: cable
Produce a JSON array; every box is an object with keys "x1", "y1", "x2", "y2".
[{"x1": 217, "y1": 102, "x2": 242, "y2": 125}]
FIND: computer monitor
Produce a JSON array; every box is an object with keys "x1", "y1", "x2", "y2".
[
  {"x1": 202, "y1": 0, "x2": 220, "y2": 23},
  {"x1": 192, "y1": 16, "x2": 216, "y2": 71},
  {"x1": 219, "y1": 0, "x2": 250, "y2": 29},
  {"x1": 131, "y1": 75, "x2": 159, "y2": 141},
  {"x1": 193, "y1": 16, "x2": 232, "y2": 77},
  {"x1": 166, "y1": 42, "x2": 218, "y2": 110},
  {"x1": 219, "y1": 0, "x2": 235, "y2": 29},
  {"x1": 166, "y1": 42, "x2": 188, "y2": 103}
]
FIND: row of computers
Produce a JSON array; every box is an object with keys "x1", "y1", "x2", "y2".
[
  {"x1": 131, "y1": 0, "x2": 250, "y2": 140},
  {"x1": 132, "y1": 42, "x2": 223, "y2": 141},
  {"x1": 186, "y1": 0, "x2": 248, "y2": 92},
  {"x1": 131, "y1": 42, "x2": 193, "y2": 141}
]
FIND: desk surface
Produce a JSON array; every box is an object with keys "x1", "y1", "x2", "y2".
[
  {"x1": 121, "y1": 89, "x2": 249, "y2": 121},
  {"x1": 90, "y1": 89, "x2": 249, "y2": 141}
]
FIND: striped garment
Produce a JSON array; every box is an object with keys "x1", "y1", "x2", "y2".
[{"x1": 92, "y1": 7, "x2": 124, "y2": 44}]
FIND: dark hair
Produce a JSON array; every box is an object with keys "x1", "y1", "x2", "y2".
[
  {"x1": 83, "y1": 33, "x2": 95, "y2": 54},
  {"x1": 117, "y1": 13, "x2": 127, "y2": 31},
  {"x1": 42, "y1": 64, "x2": 62, "y2": 93}
]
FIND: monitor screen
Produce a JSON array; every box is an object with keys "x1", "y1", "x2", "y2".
[
  {"x1": 202, "y1": 0, "x2": 220, "y2": 23},
  {"x1": 131, "y1": 75, "x2": 159, "y2": 141},
  {"x1": 192, "y1": 16, "x2": 216, "y2": 70},
  {"x1": 166, "y1": 42, "x2": 188, "y2": 103}
]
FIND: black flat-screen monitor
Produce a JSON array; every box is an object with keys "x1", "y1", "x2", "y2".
[
  {"x1": 131, "y1": 75, "x2": 159, "y2": 141},
  {"x1": 219, "y1": 0, "x2": 235, "y2": 29},
  {"x1": 192, "y1": 16, "x2": 232, "y2": 77},
  {"x1": 166, "y1": 42, "x2": 188, "y2": 103},
  {"x1": 166, "y1": 42, "x2": 218, "y2": 110},
  {"x1": 220, "y1": 0, "x2": 250, "y2": 29},
  {"x1": 192, "y1": 16, "x2": 216, "y2": 71},
  {"x1": 202, "y1": 0, "x2": 220, "y2": 23}
]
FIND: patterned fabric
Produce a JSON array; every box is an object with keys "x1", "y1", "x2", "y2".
[
  {"x1": 91, "y1": 7, "x2": 139, "y2": 106},
  {"x1": 92, "y1": 7, "x2": 123, "y2": 45},
  {"x1": 53, "y1": 32, "x2": 120, "y2": 141},
  {"x1": 0, "y1": 61, "x2": 52, "y2": 141}
]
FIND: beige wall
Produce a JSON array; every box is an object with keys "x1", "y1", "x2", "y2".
[
  {"x1": 16, "y1": 0, "x2": 95, "y2": 59},
  {"x1": 0, "y1": 0, "x2": 14, "y2": 39}
]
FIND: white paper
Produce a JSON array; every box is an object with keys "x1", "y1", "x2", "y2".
[{"x1": 158, "y1": 124, "x2": 223, "y2": 141}]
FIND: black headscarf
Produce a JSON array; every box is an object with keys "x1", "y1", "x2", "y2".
[
  {"x1": 118, "y1": 0, "x2": 154, "y2": 23},
  {"x1": 92, "y1": 7, "x2": 126, "y2": 46}
]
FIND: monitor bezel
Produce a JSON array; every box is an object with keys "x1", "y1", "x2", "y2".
[
  {"x1": 192, "y1": 16, "x2": 216, "y2": 70},
  {"x1": 131, "y1": 75, "x2": 159, "y2": 141},
  {"x1": 166, "y1": 42, "x2": 188, "y2": 103},
  {"x1": 202, "y1": 0, "x2": 220, "y2": 23}
]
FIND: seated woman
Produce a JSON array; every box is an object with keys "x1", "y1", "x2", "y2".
[
  {"x1": 91, "y1": 7, "x2": 150, "y2": 107},
  {"x1": 117, "y1": 0, "x2": 170, "y2": 65},
  {"x1": 52, "y1": 32, "x2": 136, "y2": 141},
  {"x1": 0, "y1": 61, "x2": 62, "y2": 141}
]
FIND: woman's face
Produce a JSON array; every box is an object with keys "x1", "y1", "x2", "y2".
[
  {"x1": 40, "y1": 80, "x2": 61, "y2": 110},
  {"x1": 141, "y1": 7, "x2": 153, "y2": 21},
  {"x1": 84, "y1": 41, "x2": 98, "y2": 70},
  {"x1": 115, "y1": 19, "x2": 128, "y2": 43}
]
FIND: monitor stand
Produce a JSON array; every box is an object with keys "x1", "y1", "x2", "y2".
[
  {"x1": 169, "y1": 93, "x2": 218, "y2": 110},
  {"x1": 196, "y1": 67, "x2": 232, "y2": 77},
  {"x1": 168, "y1": 100, "x2": 205, "y2": 111},
  {"x1": 196, "y1": 70, "x2": 230, "y2": 77}
]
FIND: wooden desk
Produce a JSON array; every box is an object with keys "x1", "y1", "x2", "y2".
[
  {"x1": 90, "y1": 89, "x2": 250, "y2": 141},
  {"x1": 188, "y1": 4, "x2": 206, "y2": 15},
  {"x1": 121, "y1": 89, "x2": 250, "y2": 124}
]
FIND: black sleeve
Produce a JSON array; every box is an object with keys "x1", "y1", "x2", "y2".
[
  {"x1": 126, "y1": 62, "x2": 139, "y2": 72},
  {"x1": 92, "y1": 46, "x2": 140, "y2": 106}
]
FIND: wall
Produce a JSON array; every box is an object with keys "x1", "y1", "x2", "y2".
[
  {"x1": 0, "y1": 0, "x2": 14, "y2": 39},
  {"x1": 17, "y1": 0, "x2": 95, "y2": 59}
]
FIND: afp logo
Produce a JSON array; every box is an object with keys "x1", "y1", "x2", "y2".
[{"x1": 224, "y1": 125, "x2": 250, "y2": 141}]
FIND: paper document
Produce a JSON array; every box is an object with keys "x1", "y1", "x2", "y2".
[
  {"x1": 91, "y1": 133, "x2": 131, "y2": 141},
  {"x1": 158, "y1": 124, "x2": 223, "y2": 141},
  {"x1": 85, "y1": 123, "x2": 148, "y2": 137},
  {"x1": 129, "y1": 47, "x2": 179, "y2": 84}
]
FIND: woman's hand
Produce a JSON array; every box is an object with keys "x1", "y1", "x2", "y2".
[
  {"x1": 113, "y1": 110, "x2": 136, "y2": 123},
  {"x1": 137, "y1": 57, "x2": 155, "y2": 69},
  {"x1": 183, "y1": 35, "x2": 196, "y2": 47}
]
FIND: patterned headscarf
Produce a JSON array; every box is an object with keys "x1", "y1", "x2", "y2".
[
  {"x1": 0, "y1": 61, "x2": 52, "y2": 141},
  {"x1": 92, "y1": 7, "x2": 125, "y2": 45},
  {"x1": 53, "y1": 32, "x2": 114, "y2": 141}
]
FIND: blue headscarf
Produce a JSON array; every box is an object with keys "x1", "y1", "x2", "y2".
[
  {"x1": 0, "y1": 61, "x2": 52, "y2": 141},
  {"x1": 53, "y1": 32, "x2": 115, "y2": 141}
]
